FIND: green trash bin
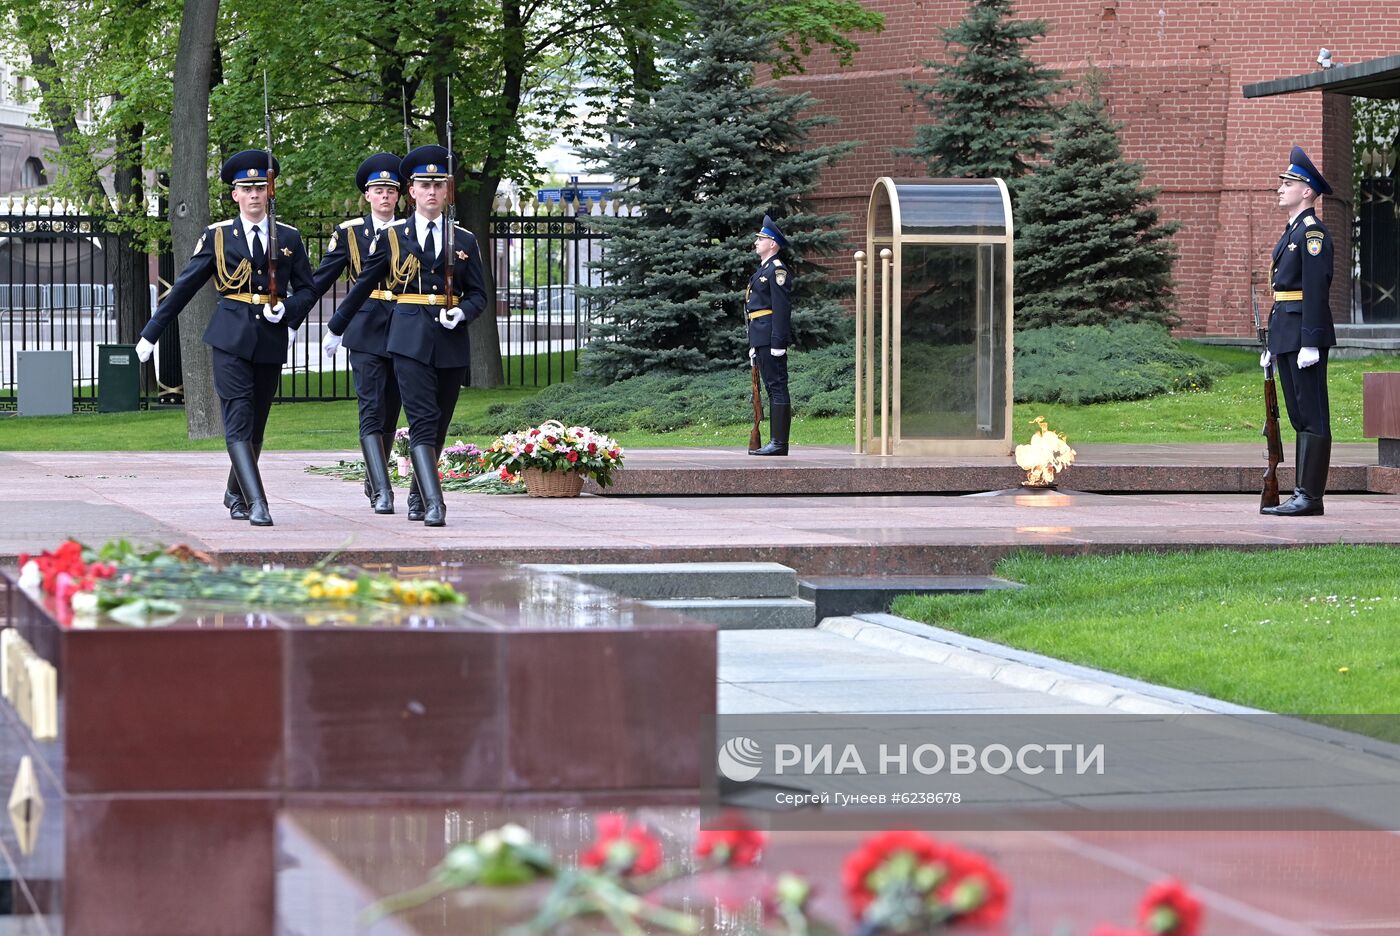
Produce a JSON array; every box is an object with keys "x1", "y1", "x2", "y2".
[{"x1": 98, "y1": 343, "x2": 141, "y2": 412}]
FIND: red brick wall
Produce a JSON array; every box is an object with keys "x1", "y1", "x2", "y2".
[{"x1": 778, "y1": 0, "x2": 1400, "y2": 336}]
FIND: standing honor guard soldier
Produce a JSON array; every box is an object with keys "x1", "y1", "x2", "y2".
[
  {"x1": 135, "y1": 150, "x2": 316, "y2": 527},
  {"x1": 326, "y1": 145, "x2": 487, "y2": 527},
  {"x1": 747, "y1": 214, "x2": 793, "y2": 456},
  {"x1": 316, "y1": 153, "x2": 403, "y2": 515},
  {"x1": 1260, "y1": 145, "x2": 1335, "y2": 517}
]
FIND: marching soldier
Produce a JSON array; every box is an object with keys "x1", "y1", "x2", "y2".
[
  {"x1": 1260, "y1": 145, "x2": 1335, "y2": 517},
  {"x1": 135, "y1": 150, "x2": 316, "y2": 527},
  {"x1": 326, "y1": 145, "x2": 487, "y2": 527},
  {"x1": 746, "y1": 214, "x2": 793, "y2": 456},
  {"x1": 316, "y1": 153, "x2": 403, "y2": 516}
]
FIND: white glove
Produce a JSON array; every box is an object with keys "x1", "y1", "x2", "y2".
[
  {"x1": 288, "y1": 328, "x2": 299, "y2": 352},
  {"x1": 1259, "y1": 350, "x2": 1271, "y2": 368},
  {"x1": 263, "y1": 301, "x2": 286, "y2": 324},
  {"x1": 136, "y1": 337, "x2": 155, "y2": 363},
  {"x1": 770, "y1": 348, "x2": 787, "y2": 357},
  {"x1": 439, "y1": 306, "x2": 466, "y2": 330},
  {"x1": 322, "y1": 332, "x2": 342, "y2": 359},
  {"x1": 1299, "y1": 346, "x2": 1320, "y2": 368},
  {"x1": 748, "y1": 347, "x2": 756, "y2": 365}
]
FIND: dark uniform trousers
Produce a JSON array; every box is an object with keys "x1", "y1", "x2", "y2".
[
  {"x1": 1274, "y1": 341, "x2": 1330, "y2": 437},
  {"x1": 754, "y1": 348, "x2": 789, "y2": 406},
  {"x1": 141, "y1": 219, "x2": 316, "y2": 444},
  {"x1": 330, "y1": 217, "x2": 488, "y2": 450},
  {"x1": 312, "y1": 217, "x2": 403, "y2": 443}
]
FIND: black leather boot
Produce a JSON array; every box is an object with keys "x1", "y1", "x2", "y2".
[
  {"x1": 228, "y1": 441, "x2": 273, "y2": 526},
  {"x1": 411, "y1": 445, "x2": 446, "y2": 526},
  {"x1": 750, "y1": 404, "x2": 790, "y2": 456},
  {"x1": 1263, "y1": 432, "x2": 1329, "y2": 516},
  {"x1": 407, "y1": 477, "x2": 425, "y2": 521},
  {"x1": 360, "y1": 433, "x2": 395, "y2": 514},
  {"x1": 224, "y1": 467, "x2": 250, "y2": 520}
]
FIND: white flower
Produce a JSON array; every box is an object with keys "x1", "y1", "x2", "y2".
[
  {"x1": 17, "y1": 560, "x2": 41, "y2": 591},
  {"x1": 70, "y1": 591, "x2": 99, "y2": 617}
]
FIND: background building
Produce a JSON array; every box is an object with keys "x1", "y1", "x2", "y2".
[{"x1": 780, "y1": 0, "x2": 1400, "y2": 338}]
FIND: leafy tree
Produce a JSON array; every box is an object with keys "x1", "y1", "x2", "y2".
[
  {"x1": 901, "y1": 0, "x2": 1066, "y2": 187},
  {"x1": 577, "y1": 0, "x2": 856, "y2": 383},
  {"x1": 2, "y1": 0, "x2": 882, "y2": 429},
  {"x1": 1014, "y1": 75, "x2": 1180, "y2": 330}
]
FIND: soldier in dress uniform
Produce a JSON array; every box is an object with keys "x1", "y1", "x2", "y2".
[
  {"x1": 326, "y1": 145, "x2": 487, "y2": 527},
  {"x1": 135, "y1": 150, "x2": 316, "y2": 527},
  {"x1": 316, "y1": 153, "x2": 403, "y2": 516},
  {"x1": 1260, "y1": 145, "x2": 1335, "y2": 517},
  {"x1": 746, "y1": 214, "x2": 793, "y2": 456}
]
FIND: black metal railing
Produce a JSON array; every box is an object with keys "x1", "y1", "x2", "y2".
[
  {"x1": 0, "y1": 205, "x2": 143, "y2": 410},
  {"x1": 1, "y1": 198, "x2": 623, "y2": 406}
]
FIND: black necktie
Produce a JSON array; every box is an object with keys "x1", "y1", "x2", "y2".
[
  {"x1": 423, "y1": 221, "x2": 436, "y2": 265},
  {"x1": 250, "y1": 225, "x2": 265, "y2": 270}
]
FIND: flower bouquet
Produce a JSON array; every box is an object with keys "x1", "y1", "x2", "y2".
[
  {"x1": 392, "y1": 426, "x2": 412, "y2": 478},
  {"x1": 483, "y1": 419, "x2": 625, "y2": 497},
  {"x1": 16, "y1": 539, "x2": 465, "y2": 625}
]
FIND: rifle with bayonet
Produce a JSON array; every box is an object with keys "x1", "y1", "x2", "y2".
[
  {"x1": 444, "y1": 78, "x2": 456, "y2": 309},
  {"x1": 402, "y1": 86, "x2": 412, "y2": 153},
  {"x1": 1252, "y1": 280, "x2": 1284, "y2": 511},
  {"x1": 262, "y1": 71, "x2": 279, "y2": 307}
]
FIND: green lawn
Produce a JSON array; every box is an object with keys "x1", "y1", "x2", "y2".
[
  {"x1": 2, "y1": 344, "x2": 1396, "y2": 450},
  {"x1": 891, "y1": 547, "x2": 1400, "y2": 714}
]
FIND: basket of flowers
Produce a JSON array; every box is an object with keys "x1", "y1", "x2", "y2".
[{"x1": 483, "y1": 420, "x2": 625, "y2": 497}]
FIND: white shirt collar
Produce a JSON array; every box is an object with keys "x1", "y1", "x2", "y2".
[
  {"x1": 370, "y1": 214, "x2": 393, "y2": 232},
  {"x1": 241, "y1": 214, "x2": 267, "y2": 244},
  {"x1": 414, "y1": 212, "x2": 443, "y2": 254}
]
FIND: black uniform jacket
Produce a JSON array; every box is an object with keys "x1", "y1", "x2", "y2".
[
  {"x1": 1268, "y1": 207, "x2": 1335, "y2": 355},
  {"x1": 141, "y1": 218, "x2": 316, "y2": 365},
  {"x1": 744, "y1": 255, "x2": 793, "y2": 351},
  {"x1": 330, "y1": 218, "x2": 488, "y2": 369},
  {"x1": 312, "y1": 216, "x2": 396, "y2": 355}
]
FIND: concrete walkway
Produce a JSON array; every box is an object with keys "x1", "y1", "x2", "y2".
[{"x1": 4, "y1": 448, "x2": 1400, "y2": 571}]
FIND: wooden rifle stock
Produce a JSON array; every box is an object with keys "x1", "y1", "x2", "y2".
[
  {"x1": 750, "y1": 365, "x2": 764, "y2": 451},
  {"x1": 1252, "y1": 282, "x2": 1284, "y2": 510}
]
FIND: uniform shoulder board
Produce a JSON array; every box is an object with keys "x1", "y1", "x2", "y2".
[
  {"x1": 339, "y1": 218, "x2": 361, "y2": 230},
  {"x1": 211, "y1": 219, "x2": 236, "y2": 228},
  {"x1": 388, "y1": 218, "x2": 408, "y2": 228},
  {"x1": 276, "y1": 220, "x2": 299, "y2": 232},
  {"x1": 772, "y1": 259, "x2": 783, "y2": 268},
  {"x1": 1302, "y1": 215, "x2": 1316, "y2": 227}
]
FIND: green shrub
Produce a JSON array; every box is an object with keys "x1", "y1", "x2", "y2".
[
  {"x1": 453, "y1": 344, "x2": 857, "y2": 436},
  {"x1": 454, "y1": 324, "x2": 1226, "y2": 435},
  {"x1": 1014, "y1": 323, "x2": 1227, "y2": 404}
]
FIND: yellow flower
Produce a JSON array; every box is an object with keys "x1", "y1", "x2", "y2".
[{"x1": 1338, "y1": 666, "x2": 1350, "y2": 674}]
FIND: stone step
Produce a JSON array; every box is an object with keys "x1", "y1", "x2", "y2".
[
  {"x1": 798, "y1": 575, "x2": 1023, "y2": 621},
  {"x1": 641, "y1": 597, "x2": 816, "y2": 630},
  {"x1": 520, "y1": 562, "x2": 798, "y2": 600}
]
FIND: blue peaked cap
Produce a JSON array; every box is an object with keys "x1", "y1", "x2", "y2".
[
  {"x1": 357, "y1": 153, "x2": 402, "y2": 191},
  {"x1": 1280, "y1": 145, "x2": 1332, "y2": 196},
  {"x1": 757, "y1": 214, "x2": 788, "y2": 250}
]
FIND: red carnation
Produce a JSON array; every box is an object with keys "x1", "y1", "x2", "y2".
[
  {"x1": 587, "y1": 442, "x2": 598, "y2": 454},
  {"x1": 842, "y1": 831, "x2": 951, "y2": 918},
  {"x1": 937, "y1": 847, "x2": 1009, "y2": 925},
  {"x1": 529, "y1": 428, "x2": 540, "y2": 436},
  {"x1": 566, "y1": 451, "x2": 579, "y2": 463},
  {"x1": 1139, "y1": 879, "x2": 1202, "y2": 936},
  {"x1": 578, "y1": 813, "x2": 662, "y2": 877},
  {"x1": 696, "y1": 827, "x2": 767, "y2": 867}
]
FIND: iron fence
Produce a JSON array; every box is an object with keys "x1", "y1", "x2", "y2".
[
  {"x1": 1, "y1": 199, "x2": 623, "y2": 406},
  {"x1": 0, "y1": 207, "x2": 140, "y2": 410}
]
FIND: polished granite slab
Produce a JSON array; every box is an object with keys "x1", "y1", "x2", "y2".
[{"x1": 0, "y1": 563, "x2": 716, "y2": 934}]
